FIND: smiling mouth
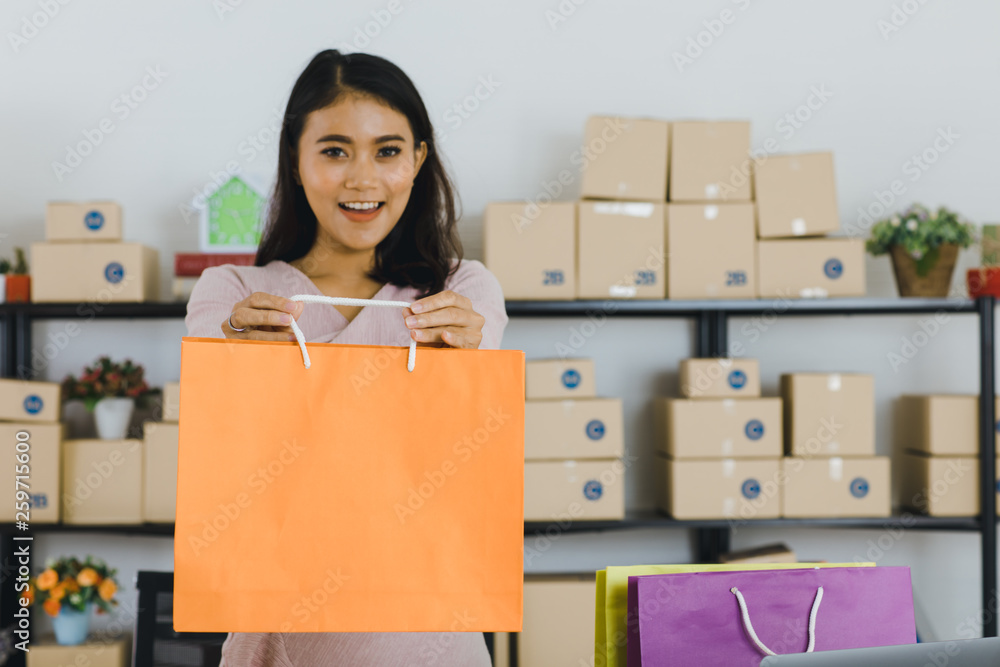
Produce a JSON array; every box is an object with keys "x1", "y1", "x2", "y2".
[{"x1": 338, "y1": 202, "x2": 385, "y2": 212}]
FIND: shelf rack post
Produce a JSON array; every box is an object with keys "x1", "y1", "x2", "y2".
[{"x1": 979, "y1": 296, "x2": 997, "y2": 637}]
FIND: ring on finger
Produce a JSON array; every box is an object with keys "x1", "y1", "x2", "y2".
[{"x1": 228, "y1": 313, "x2": 247, "y2": 333}]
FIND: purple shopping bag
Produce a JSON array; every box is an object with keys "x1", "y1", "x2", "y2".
[{"x1": 627, "y1": 567, "x2": 915, "y2": 667}]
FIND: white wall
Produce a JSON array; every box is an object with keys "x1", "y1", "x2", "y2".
[{"x1": 3, "y1": 0, "x2": 998, "y2": 643}]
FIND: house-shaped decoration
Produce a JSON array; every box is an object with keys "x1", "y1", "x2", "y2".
[{"x1": 195, "y1": 173, "x2": 268, "y2": 253}]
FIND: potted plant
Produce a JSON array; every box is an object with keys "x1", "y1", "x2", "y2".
[
  {"x1": 61, "y1": 357, "x2": 160, "y2": 439},
  {"x1": 0, "y1": 257, "x2": 9, "y2": 305},
  {"x1": 23, "y1": 555, "x2": 120, "y2": 645},
  {"x1": 866, "y1": 204, "x2": 976, "y2": 297},
  {"x1": 6, "y1": 247, "x2": 30, "y2": 303}
]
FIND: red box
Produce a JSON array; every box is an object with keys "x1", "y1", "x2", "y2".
[{"x1": 967, "y1": 267, "x2": 1000, "y2": 298}]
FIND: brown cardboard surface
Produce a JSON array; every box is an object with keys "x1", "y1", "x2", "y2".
[
  {"x1": 679, "y1": 358, "x2": 761, "y2": 398},
  {"x1": 669, "y1": 121, "x2": 752, "y2": 202},
  {"x1": 61, "y1": 438, "x2": 143, "y2": 524},
  {"x1": 31, "y1": 242, "x2": 159, "y2": 302},
  {"x1": 525, "y1": 359, "x2": 596, "y2": 400},
  {"x1": 45, "y1": 201, "x2": 123, "y2": 242},
  {"x1": 897, "y1": 394, "x2": 978, "y2": 456},
  {"x1": 484, "y1": 202, "x2": 576, "y2": 300},
  {"x1": 0, "y1": 422, "x2": 62, "y2": 523},
  {"x1": 525, "y1": 398, "x2": 623, "y2": 460},
  {"x1": 143, "y1": 421, "x2": 178, "y2": 522},
  {"x1": 719, "y1": 543, "x2": 797, "y2": 564},
  {"x1": 656, "y1": 397, "x2": 782, "y2": 458},
  {"x1": 781, "y1": 457, "x2": 891, "y2": 518},
  {"x1": 0, "y1": 378, "x2": 61, "y2": 423},
  {"x1": 524, "y1": 459, "x2": 625, "y2": 521},
  {"x1": 896, "y1": 452, "x2": 988, "y2": 517},
  {"x1": 754, "y1": 153, "x2": 839, "y2": 238},
  {"x1": 163, "y1": 381, "x2": 181, "y2": 422},
  {"x1": 580, "y1": 116, "x2": 669, "y2": 202},
  {"x1": 666, "y1": 203, "x2": 756, "y2": 299},
  {"x1": 519, "y1": 576, "x2": 596, "y2": 666},
  {"x1": 757, "y1": 239, "x2": 866, "y2": 299},
  {"x1": 782, "y1": 373, "x2": 875, "y2": 457},
  {"x1": 26, "y1": 637, "x2": 129, "y2": 667},
  {"x1": 577, "y1": 202, "x2": 666, "y2": 299},
  {"x1": 658, "y1": 456, "x2": 781, "y2": 520}
]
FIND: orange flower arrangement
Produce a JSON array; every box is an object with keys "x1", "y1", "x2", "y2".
[{"x1": 26, "y1": 556, "x2": 119, "y2": 617}]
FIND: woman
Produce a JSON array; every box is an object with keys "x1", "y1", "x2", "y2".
[{"x1": 185, "y1": 49, "x2": 505, "y2": 666}]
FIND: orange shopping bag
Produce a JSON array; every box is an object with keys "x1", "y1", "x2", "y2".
[{"x1": 174, "y1": 297, "x2": 525, "y2": 633}]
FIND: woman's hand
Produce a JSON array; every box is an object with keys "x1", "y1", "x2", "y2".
[
  {"x1": 402, "y1": 290, "x2": 485, "y2": 349},
  {"x1": 223, "y1": 292, "x2": 304, "y2": 341}
]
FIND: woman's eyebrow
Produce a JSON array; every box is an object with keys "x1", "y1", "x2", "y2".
[{"x1": 316, "y1": 133, "x2": 406, "y2": 144}]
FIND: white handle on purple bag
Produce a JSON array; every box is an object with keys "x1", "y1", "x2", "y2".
[
  {"x1": 288, "y1": 295, "x2": 417, "y2": 372},
  {"x1": 730, "y1": 586, "x2": 825, "y2": 657}
]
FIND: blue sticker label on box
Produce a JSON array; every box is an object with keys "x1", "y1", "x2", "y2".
[
  {"x1": 561, "y1": 369, "x2": 581, "y2": 389},
  {"x1": 725, "y1": 271, "x2": 748, "y2": 287},
  {"x1": 585, "y1": 419, "x2": 606, "y2": 440},
  {"x1": 741, "y1": 478, "x2": 761, "y2": 500},
  {"x1": 824, "y1": 258, "x2": 843, "y2": 280},
  {"x1": 542, "y1": 270, "x2": 565, "y2": 286},
  {"x1": 583, "y1": 480, "x2": 603, "y2": 501},
  {"x1": 728, "y1": 370, "x2": 747, "y2": 389},
  {"x1": 23, "y1": 395, "x2": 43, "y2": 415},
  {"x1": 744, "y1": 419, "x2": 764, "y2": 440},
  {"x1": 850, "y1": 477, "x2": 870, "y2": 498},
  {"x1": 30, "y1": 494, "x2": 48, "y2": 509},
  {"x1": 84, "y1": 210, "x2": 105, "y2": 230},
  {"x1": 105, "y1": 262, "x2": 125, "y2": 284}
]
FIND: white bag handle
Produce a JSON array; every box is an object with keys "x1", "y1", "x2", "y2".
[
  {"x1": 288, "y1": 294, "x2": 417, "y2": 372},
  {"x1": 730, "y1": 586, "x2": 824, "y2": 657}
]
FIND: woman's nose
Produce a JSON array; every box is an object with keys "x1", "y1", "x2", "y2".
[{"x1": 345, "y1": 154, "x2": 377, "y2": 190}]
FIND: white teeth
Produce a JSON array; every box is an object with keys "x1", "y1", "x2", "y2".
[{"x1": 341, "y1": 202, "x2": 381, "y2": 210}]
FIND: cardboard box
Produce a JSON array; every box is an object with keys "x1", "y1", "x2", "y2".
[
  {"x1": 666, "y1": 203, "x2": 756, "y2": 299},
  {"x1": 757, "y1": 238, "x2": 866, "y2": 299},
  {"x1": 679, "y1": 358, "x2": 761, "y2": 398},
  {"x1": 526, "y1": 359, "x2": 596, "y2": 400},
  {"x1": 655, "y1": 397, "x2": 782, "y2": 459},
  {"x1": 525, "y1": 399, "x2": 623, "y2": 460},
  {"x1": 580, "y1": 116, "x2": 669, "y2": 202},
  {"x1": 163, "y1": 381, "x2": 181, "y2": 422},
  {"x1": 657, "y1": 456, "x2": 781, "y2": 520},
  {"x1": 897, "y1": 452, "x2": 995, "y2": 517},
  {"x1": 781, "y1": 457, "x2": 891, "y2": 518},
  {"x1": 754, "y1": 153, "x2": 839, "y2": 238},
  {"x1": 719, "y1": 543, "x2": 797, "y2": 564},
  {"x1": 143, "y1": 421, "x2": 178, "y2": 522},
  {"x1": 519, "y1": 576, "x2": 596, "y2": 667},
  {"x1": 61, "y1": 439, "x2": 143, "y2": 524},
  {"x1": 897, "y1": 394, "x2": 977, "y2": 456},
  {"x1": 782, "y1": 373, "x2": 875, "y2": 457},
  {"x1": 524, "y1": 459, "x2": 625, "y2": 521},
  {"x1": 26, "y1": 637, "x2": 129, "y2": 667},
  {"x1": 669, "y1": 121, "x2": 751, "y2": 202},
  {"x1": 0, "y1": 378, "x2": 61, "y2": 423},
  {"x1": 31, "y1": 242, "x2": 159, "y2": 303},
  {"x1": 483, "y1": 202, "x2": 576, "y2": 300},
  {"x1": 577, "y1": 202, "x2": 666, "y2": 299},
  {"x1": 0, "y1": 422, "x2": 62, "y2": 523},
  {"x1": 45, "y1": 201, "x2": 123, "y2": 242}
]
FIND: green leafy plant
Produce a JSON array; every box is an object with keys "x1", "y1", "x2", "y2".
[
  {"x1": 12, "y1": 247, "x2": 28, "y2": 274},
  {"x1": 866, "y1": 204, "x2": 976, "y2": 276},
  {"x1": 25, "y1": 555, "x2": 120, "y2": 617},
  {"x1": 0, "y1": 258, "x2": 10, "y2": 275},
  {"x1": 61, "y1": 356, "x2": 160, "y2": 411}
]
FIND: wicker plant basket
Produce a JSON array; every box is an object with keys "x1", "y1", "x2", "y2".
[{"x1": 889, "y1": 243, "x2": 959, "y2": 297}]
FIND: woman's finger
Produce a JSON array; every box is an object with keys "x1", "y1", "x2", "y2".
[
  {"x1": 404, "y1": 305, "x2": 481, "y2": 330},
  {"x1": 230, "y1": 306, "x2": 297, "y2": 331},
  {"x1": 411, "y1": 325, "x2": 481, "y2": 349}
]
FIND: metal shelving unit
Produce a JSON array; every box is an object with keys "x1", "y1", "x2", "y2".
[{"x1": 0, "y1": 296, "x2": 996, "y2": 651}]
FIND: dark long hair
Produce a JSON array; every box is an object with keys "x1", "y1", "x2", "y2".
[{"x1": 255, "y1": 50, "x2": 462, "y2": 298}]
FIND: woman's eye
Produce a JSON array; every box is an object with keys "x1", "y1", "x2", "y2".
[
  {"x1": 322, "y1": 147, "x2": 346, "y2": 158},
  {"x1": 378, "y1": 146, "x2": 402, "y2": 157}
]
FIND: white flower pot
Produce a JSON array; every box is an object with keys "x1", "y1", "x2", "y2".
[
  {"x1": 94, "y1": 397, "x2": 135, "y2": 440},
  {"x1": 0, "y1": 275, "x2": 6, "y2": 304}
]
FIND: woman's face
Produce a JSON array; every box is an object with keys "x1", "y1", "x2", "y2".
[{"x1": 295, "y1": 94, "x2": 427, "y2": 254}]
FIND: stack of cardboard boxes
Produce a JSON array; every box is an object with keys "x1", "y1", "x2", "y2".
[
  {"x1": 781, "y1": 373, "x2": 890, "y2": 517},
  {"x1": 523, "y1": 358, "x2": 625, "y2": 521},
  {"x1": 143, "y1": 381, "x2": 180, "y2": 522},
  {"x1": 754, "y1": 153, "x2": 866, "y2": 299},
  {"x1": 0, "y1": 379, "x2": 63, "y2": 524},
  {"x1": 896, "y1": 395, "x2": 999, "y2": 516},
  {"x1": 32, "y1": 201, "x2": 159, "y2": 302},
  {"x1": 654, "y1": 358, "x2": 783, "y2": 519}
]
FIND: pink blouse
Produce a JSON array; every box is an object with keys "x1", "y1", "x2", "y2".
[{"x1": 184, "y1": 257, "x2": 507, "y2": 667}]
